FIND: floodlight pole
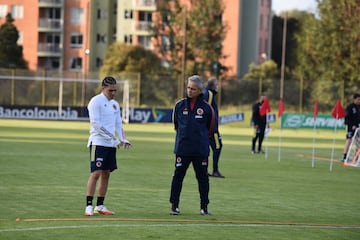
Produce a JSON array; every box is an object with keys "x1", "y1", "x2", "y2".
[
  {"x1": 180, "y1": 6, "x2": 187, "y2": 98},
  {"x1": 280, "y1": 12, "x2": 287, "y2": 100}
]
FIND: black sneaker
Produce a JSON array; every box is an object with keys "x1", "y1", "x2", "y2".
[
  {"x1": 170, "y1": 204, "x2": 180, "y2": 215},
  {"x1": 210, "y1": 171, "x2": 225, "y2": 178},
  {"x1": 200, "y1": 208, "x2": 211, "y2": 216}
]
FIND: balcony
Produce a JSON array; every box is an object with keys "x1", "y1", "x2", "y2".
[
  {"x1": 134, "y1": 21, "x2": 153, "y2": 35},
  {"x1": 38, "y1": 43, "x2": 62, "y2": 57},
  {"x1": 38, "y1": 18, "x2": 62, "y2": 32},
  {"x1": 39, "y1": 0, "x2": 63, "y2": 7},
  {"x1": 135, "y1": 0, "x2": 157, "y2": 11}
]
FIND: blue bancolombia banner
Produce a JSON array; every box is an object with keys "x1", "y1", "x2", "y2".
[
  {"x1": 0, "y1": 105, "x2": 248, "y2": 124},
  {"x1": 0, "y1": 105, "x2": 172, "y2": 123}
]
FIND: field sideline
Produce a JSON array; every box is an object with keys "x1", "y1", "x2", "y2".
[{"x1": 0, "y1": 119, "x2": 359, "y2": 240}]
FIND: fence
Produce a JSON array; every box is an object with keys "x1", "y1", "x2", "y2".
[{"x1": 0, "y1": 69, "x2": 141, "y2": 108}]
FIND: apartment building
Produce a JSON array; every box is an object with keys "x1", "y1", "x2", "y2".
[
  {"x1": 0, "y1": 0, "x2": 271, "y2": 78},
  {"x1": 115, "y1": 0, "x2": 272, "y2": 77},
  {"x1": 0, "y1": 0, "x2": 116, "y2": 74}
]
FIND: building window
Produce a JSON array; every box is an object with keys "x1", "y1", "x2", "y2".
[
  {"x1": 97, "y1": 9, "x2": 107, "y2": 19},
  {"x1": 138, "y1": 36, "x2": 151, "y2": 50},
  {"x1": 139, "y1": 11, "x2": 152, "y2": 22},
  {"x1": 70, "y1": 33, "x2": 83, "y2": 48},
  {"x1": 113, "y1": 3, "x2": 117, "y2": 15},
  {"x1": 124, "y1": 10, "x2": 133, "y2": 19},
  {"x1": 124, "y1": 35, "x2": 133, "y2": 44},
  {"x1": 96, "y1": 57, "x2": 103, "y2": 68},
  {"x1": 0, "y1": 5, "x2": 7, "y2": 17},
  {"x1": 70, "y1": 57, "x2": 82, "y2": 70},
  {"x1": 96, "y1": 34, "x2": 107, "y2": 43},
  {"x1": 11, "y1": 5, "x2": 24, "y2": 19},
  {"x1": 71, "y1": 8, "x2": 84, "y2": 25}
]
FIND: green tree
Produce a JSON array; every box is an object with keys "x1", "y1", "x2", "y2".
[
  {"x1": 243, "y1": 60, "x2": 279, "y2": 100},
  {"x1": 155, "y1": 0, "x2": 228, "y2": 78},
  {"x1": 0, "y1": 13, "x2": 27, "y2": 68},
  {"x1": 100, "y1": 43, "x2": 177, "y2": 106},
  {"x1": 296, "y1": 0, "x2": 360, "y2": 108}
]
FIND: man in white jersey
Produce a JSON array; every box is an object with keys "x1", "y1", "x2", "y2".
[{"x1": 84, "y1": 76, "x2": 131, "y2": 216}]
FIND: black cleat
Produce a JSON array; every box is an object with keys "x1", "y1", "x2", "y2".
[
  {"x1": 200, "y1": 208, "x2": 211, "y2": 216},
  {"x1": 170, "y1": 204, "x2": 180, "y2": 215},
  {"x1": 210, "y1": 171, "x2": 225, "y2": 178}
]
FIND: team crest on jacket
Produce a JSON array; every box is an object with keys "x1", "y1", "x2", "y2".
[
  {"x1": 183, "y1": 108, "x2": 188, "y2": 115},
  {"x1": 197, "y1": 108, "x2": 204, "y2": 115},
  {"x1": 113, "y1": 104, "x2": 117, "y2": 110}
]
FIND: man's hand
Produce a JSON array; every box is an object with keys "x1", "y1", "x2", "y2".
[{"x1": 117, "y1": 142, "x2": 131, "y2": 149}]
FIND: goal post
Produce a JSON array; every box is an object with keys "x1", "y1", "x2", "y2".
[
  {"x1": 344, "y1": 127, "x2": 360, "y2": 167},
  {"x1": 122, "y1": 80, "x2": 130, "y2": 124}
]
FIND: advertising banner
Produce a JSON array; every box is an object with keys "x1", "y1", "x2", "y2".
[{"x1": 281, "y1": 113, "x2": 345, "y2": 129}]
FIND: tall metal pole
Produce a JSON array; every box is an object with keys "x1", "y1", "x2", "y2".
[
  {"x1": 180, "y1": 6, "x2": 187, "y2": 98},
  {"x1": 280, "y1": 12, "x2": 287, "y2": 99}
]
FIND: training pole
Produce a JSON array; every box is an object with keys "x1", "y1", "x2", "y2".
[
  {"x1": 330, "y1": 122, "x2": 338, "y2": 172},
  {"x1": 278, "y1": 117, "x2": 282, "y2": 162},
  {"x1": 311, "y1": 124, "x2": 317, "y2": 168}
]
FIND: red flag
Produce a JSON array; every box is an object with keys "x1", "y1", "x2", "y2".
[
  {"x1": 331, "y1": 99, "x2": 346, "y2": 119},
  {"x1": 313, "y1": 100, "x2": 318, "y2": 120},
  {"x1": 259, "y1": 97, "x2": 271, "y2": 116},
  {"x1": 277, "y1": 98, "x2": 284, "y2": 117}
]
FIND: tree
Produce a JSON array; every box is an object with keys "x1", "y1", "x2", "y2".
[
  {"x1": 295, "y1": 0, "x2": 360, "y2": 108},
  {"x1": 100, "y1": 43, "x2": 177, "y2": 106},
  {"x1": 154, "y1": 0, "x2": 228, "y2": 78},
  {"x1": 243, "y1": 60, "x2": 279, "y2": 100},
  {"x1": 0, "y1": 13, "x2": 27, "y2": 68}
]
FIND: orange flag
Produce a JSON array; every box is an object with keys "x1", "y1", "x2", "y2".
[{"x1": 331, "y1": 99, "x2": 346, "y2": 119}]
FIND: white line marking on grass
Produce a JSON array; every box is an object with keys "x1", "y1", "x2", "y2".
[{"x1": 1, "y1": 223, "x2": 360, "y2": 233}]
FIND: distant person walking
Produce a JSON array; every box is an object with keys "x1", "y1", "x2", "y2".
[
  {"x1": 203, "y1": 77, "x2": 224, "y2": 178},
  {"x1": 84, "y1": 76, "x2": 131, "y2": 216},
  {"x1": 251, "y1": 95, "x2": 268, "y2": 154},
  {"x1": 169, "y1": 75, "x2": 215, "y2": 216}
]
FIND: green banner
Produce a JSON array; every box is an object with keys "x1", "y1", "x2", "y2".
[{"x1": 281, "y1": 113, "x2": 345, "y2": 129}]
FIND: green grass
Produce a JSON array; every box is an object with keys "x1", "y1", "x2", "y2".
[{"x1": 0, "y1": 119, "x2": 359, "y2": 240}]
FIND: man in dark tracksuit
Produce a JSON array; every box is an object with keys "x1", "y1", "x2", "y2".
[
  {"x1": 251, "y1": 96, "x2": 267, "y2": 154},
  {"x1": 342, "y1": 93, "x2": 360, "y2": 161},
  {"x1": 170, "y1": 75, "x2": 215, "y2": 216},
  {"x1": 203, "y1": 77, "x2": 224, "y2": 178}
]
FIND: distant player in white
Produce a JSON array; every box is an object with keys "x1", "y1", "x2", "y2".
[{"x1": 84, "y1": 76, "x2": 131, "y2": 216}]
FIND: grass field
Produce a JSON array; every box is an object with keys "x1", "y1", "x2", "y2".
[{"x1": 0, "y1": 119, "x2": 359, "y2": 240}]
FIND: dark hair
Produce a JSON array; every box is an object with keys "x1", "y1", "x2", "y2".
[
  {"x1": 102, "y1": 76, "x2": 117, "y2": 86},
  {"x1": 353, "y1": 93, "x2": 360, "y2": 99},
  {"x1": 207, "y1": 77, "x2": 218, "y2": 89}
]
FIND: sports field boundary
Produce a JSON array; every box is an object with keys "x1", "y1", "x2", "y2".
[{"x1": 8, "y1": 217, "x2": 360, "y2": 229}]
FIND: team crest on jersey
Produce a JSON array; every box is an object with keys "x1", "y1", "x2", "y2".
[
  {"x1": 113, "y1": 104, "x2": 117, "y2": 110},
  {"x1": 176, "y1": 157, "x2": 182, "y2": 167},
  {"x1": 195, "y1": 108, "x2": 204, "y2": 118},
  {"x1": 183, "y1": 108, "x2": 188, "y2": 115}
]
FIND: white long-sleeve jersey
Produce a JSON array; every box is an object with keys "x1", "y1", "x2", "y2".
[{"x1": 87, "y1": 93, "x2": 129, "y2": 148}]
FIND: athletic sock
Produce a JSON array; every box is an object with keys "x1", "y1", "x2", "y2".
[
  {"x1": 96, "y1": 196, "x2": 105, "y2": 206},
  {"x1": 86, "y1": 196, "x2": 93, "y2": 206},
  {"x1": 343, "y1": 153, "x2": 347, "y2": 160}
]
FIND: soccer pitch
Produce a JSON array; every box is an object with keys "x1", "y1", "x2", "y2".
[{"x1": 0, "y1": 119, "x2": 359, "y2": 240}]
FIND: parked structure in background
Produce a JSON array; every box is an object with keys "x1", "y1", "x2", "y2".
[{"x1": 0, "y1": 0, "x2": 271, "y2": 78}]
